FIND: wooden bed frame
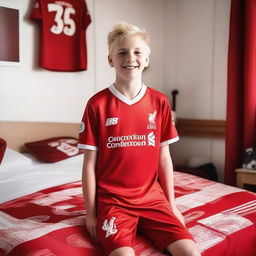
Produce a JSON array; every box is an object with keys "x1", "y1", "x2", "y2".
[
  {"x1": 0, "y1": 122, "x2": 79, "y2": 152},
  {"x1": 176, "y1": 118, "x2": 226, "y2": 138}
]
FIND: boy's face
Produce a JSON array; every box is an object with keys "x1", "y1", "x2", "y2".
[{"x1": 108, "y1": 36, "x2": 150, "y2": 83}]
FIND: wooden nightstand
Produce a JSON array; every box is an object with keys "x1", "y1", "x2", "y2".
[{"x1": 236, "y1": 168, "x2": 256, "y2": 188}]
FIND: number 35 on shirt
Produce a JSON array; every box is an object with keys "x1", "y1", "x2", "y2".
[{"x1": 30, "y1": 0, "x2": 91, "y2": 71}]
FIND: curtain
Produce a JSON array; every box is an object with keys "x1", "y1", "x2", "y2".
[{"x1": 225, "y1": 0, "x2": 256, "y2": 185}]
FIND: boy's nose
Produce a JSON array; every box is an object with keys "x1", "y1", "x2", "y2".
[
  {"x1": 126, "y1": 53, "x2": 136, "y2": 63},
  {"x1": 126, "y1": 57, "x2": 136, "y2": 64},
  {"x1": 126, "y1": 59, "x2": 135, "y2": 64}
]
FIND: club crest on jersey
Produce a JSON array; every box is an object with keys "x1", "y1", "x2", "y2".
[
  {"x1": 147, "y1": 111, "x2": 157, "y2": 129},
  {"x1": 106, "y1": 117, "x2": 119, "y2": 126},
  {"x1": 102, "y1": 217, "x2": 118, "y2": 238}
]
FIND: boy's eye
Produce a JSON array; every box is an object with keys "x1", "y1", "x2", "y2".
[
  {"x1": 118, "y1": 51, "x2": 126, "y2": 55},
  {"x1": 135, "y1": 51, "x2": 142, "y2": 55}
]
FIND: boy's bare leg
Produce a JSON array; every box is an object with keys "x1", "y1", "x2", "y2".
[
  {"x1": 109, "y1": 246, "x2": 135, "y2": 256},
  {"x1": 167, "y1": 239, "x2": 201, "y2": 256}
]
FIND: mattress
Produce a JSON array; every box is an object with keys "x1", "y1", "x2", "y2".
[{"x1": 0, "y1": 153, "x2": 256, "y2": 256}]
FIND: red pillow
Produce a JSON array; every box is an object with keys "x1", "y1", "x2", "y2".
[
  {"x1": 24, "y1": 137, "x2": 83, "y2": 163},
  {"x1": 0, "y1": 138, "x2": 7, "y2": 164}
]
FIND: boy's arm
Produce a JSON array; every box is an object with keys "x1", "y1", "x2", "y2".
[
  {"x1": 158, "y1": 145, "x2": 185, "y2": 225},
  {"x1": 82, "y1": 149, "x2": 98, "y2": 240}
]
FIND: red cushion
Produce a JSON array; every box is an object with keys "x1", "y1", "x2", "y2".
[
  {"x1": 24, "y1": 137, "x2": 83, "y2": 163},
  {"x1": 0, "y1": 138, "x2": 7, "y2": 163}
]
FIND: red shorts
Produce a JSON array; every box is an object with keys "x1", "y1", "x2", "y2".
[{"x1": 97, "y1": 202, "x2": 193, "y2": 255}]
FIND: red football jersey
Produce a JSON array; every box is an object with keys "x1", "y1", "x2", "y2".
[
  {"x1": 78, "y1": 84, "x2": 179, "y2": 206},
  {"x1": 30, "y1": 0, "x2": 91, "y2": 71}
]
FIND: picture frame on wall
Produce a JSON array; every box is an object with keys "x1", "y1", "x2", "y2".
[{"x1": 0, "y1": 1, "x2": 22, "y2": 66}]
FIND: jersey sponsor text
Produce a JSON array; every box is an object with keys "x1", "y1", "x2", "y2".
[{"x1": 106, "y1": 133, "x2": 156, "y2": 148}]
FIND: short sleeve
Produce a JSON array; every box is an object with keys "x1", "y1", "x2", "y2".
[
  {"x1": 78, "y1": 102, "x2": 98, "y2": 151},
  {"x1": 30, "y1": 0, "x2": 42, "y2": 20},
  {"x1": 160, "y1": 98, "x2": 179, "y2": 146},
  {"x1": 83, "y1": 0, "x2": 91, "y2": 29}
]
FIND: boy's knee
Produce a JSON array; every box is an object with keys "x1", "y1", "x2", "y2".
[
  {"x1": 167, "y1": 239, "x2": 201, "y2": 256},
  {"x1": 109, "y1": 246, "x2": 135, "y2": 256}
]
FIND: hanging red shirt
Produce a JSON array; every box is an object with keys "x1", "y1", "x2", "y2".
[{"x1": 30, "y1": 0, "x2": 91, "y2": 71}]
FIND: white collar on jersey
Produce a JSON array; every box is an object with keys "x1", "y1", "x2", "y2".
[{"x1": 108, "y1": 83, "x2": 147, "y2": 105}]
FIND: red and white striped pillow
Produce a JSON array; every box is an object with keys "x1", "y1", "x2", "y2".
[{"x1": 24, "y1": 137, "x2": 83, "y2": 163}]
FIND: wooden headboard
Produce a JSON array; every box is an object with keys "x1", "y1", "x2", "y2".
[
  {"x1": 176, "y1": 118, "x2": 226, "y2": 138},
  {"x1": 0, "y1": 122, "x2": 80, "y2": 152}
]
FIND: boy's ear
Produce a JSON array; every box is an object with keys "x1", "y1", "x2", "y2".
[
  {"x1": 144, "y1": 57, "x2": 149, "y2": 68},
  {"x1": 108, "y1": 55, "x2": 114, "y2": 67}
]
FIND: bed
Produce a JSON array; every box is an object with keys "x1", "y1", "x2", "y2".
[{"x1": 0, "y1": 122, "x2": 256, "y2": 256}]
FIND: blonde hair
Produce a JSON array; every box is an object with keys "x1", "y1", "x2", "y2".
[{"x1": 107, "y1": 21, "x2": 151, "y2": 54}]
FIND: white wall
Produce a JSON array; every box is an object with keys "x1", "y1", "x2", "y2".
[
  {"x1": 164, "y1": 0, "x2": 230, "y2": 119},
  {"x1": 164, "y1": 0, "x2": 231, "y2": 181}
]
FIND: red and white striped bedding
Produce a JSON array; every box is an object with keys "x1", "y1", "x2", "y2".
[{"x1": 0, "y1": 172, "x2": 256, "y2": 256}]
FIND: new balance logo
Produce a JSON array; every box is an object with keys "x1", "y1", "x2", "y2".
[
  {"x1": 102, "y1": 217, "x2": 118, "y2": 238},
  {"x1": 105, "y1": 117, "x2": 119, "y2": 126},
  {"x1": 148, "y1": 132, "x2": 155, "y2": 146}
]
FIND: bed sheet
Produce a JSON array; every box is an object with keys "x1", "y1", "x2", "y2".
[
  {"x1": 0, "y1": 154, "x2": 83, "y2": 204},
  {"x1": 0, "y1": 160, "x2": 256, "y2": 255}
]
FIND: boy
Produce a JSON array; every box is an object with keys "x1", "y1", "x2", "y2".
[{"x1": 78, "y1": 22, "x2": 200, "y2": 256}]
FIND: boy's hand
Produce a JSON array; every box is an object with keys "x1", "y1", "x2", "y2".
[{"x1": 86, "y1": 213, "x2": 98, "y2": 241}]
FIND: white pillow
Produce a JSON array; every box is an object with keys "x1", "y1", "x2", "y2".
[
  {"x1": 22, "y1": 152, "x2": 44, "y2": 165},
  {"x1": 0, "y1": 148, "x2": 34, "y2": 170}
]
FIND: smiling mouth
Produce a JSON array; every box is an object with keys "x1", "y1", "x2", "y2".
[{"x1": 122, "y1": 66, "x2": 138, "y2": 70}]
